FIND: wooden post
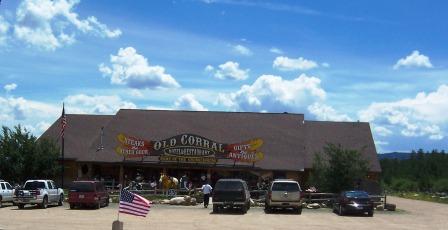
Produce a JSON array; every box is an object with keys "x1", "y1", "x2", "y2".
[{"x1": 119, "y1": 165, "x2": 124, "y2": 188}]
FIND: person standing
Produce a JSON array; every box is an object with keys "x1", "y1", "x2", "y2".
[{"x1": 201, "y1": 181, "x2": 213, "y2": 208}]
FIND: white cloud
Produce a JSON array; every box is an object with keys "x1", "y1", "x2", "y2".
[
  {"x1": 321, "y1": 62, "x2": 330, "y2": 68},
  {"x1": 273, "y1": 56, "x2": 318, "y2": 71},
  {"x1": 232, "y1": 44, "x2": 253, "y2": 56},
  {"x1": 204, "y1": 65, "x2": 214, "y2": 72},
  {"x1": 99, "y1": 47, "x2": 181, "y2": 89},
  {"x1": 307, "y1": 102, "x2": 351, "y2": 121},
  {"x1": 269, "y1": 47, "x2": 283, "y2": 54},
  {"x1": 359, "y1": 85, "x2": 448, "y2": 140},
  {"x1": 4, "y1": 83, "x2": 17, "y2": 92},
  {"x1": 216, "y1": 74, "x2": 326, "y2": 113},
  {"x1": 64, "y1": 94, "x2": 136, "y2": 114},
  {"x1": 393, "y1": 50, "x2": 433, "y2": 69},
  {"x1": 173, "y1": 94, "x2": 208, "y2": 111},
  {"x1": 0, "y1": 96, "x2": 59, "y2": 122},
  {"x1": 0, "y1": 15, "x2": 10, "y2": 45},
  {"x1": 206, "y1": 61, "x2": 249, "y2": 80},
  {"x1": 12, "y1": 0, "x2": 121, "y2": 50},
  {"x1": 373, "y1": 126, "x2": 393, "y2": 137}
]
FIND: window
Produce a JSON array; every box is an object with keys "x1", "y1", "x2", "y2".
[
  {"x1": 272, "y1": 182, "x2": 300, "y2": 192},
  {"x1": 47, "y1": 182, "x2": 53, "y2": 189},
  {"x1": 51, "y1": 181, "x2": 56, "y2": 189},
  {"x1": 24, "y1": 181, "x2": 46, "y2": 190},
  {"x1": 0, "y1": 183, "x2": 5, "y2": 190},
  {"x1": 5, "y1": 183, "x2": 12, "y2": 190},
  {"x1": 69, "y1": 182, "x2": 95, "y2": 192}
]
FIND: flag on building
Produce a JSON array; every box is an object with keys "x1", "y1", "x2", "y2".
[
  {"x1": 60, "y1": 103, "x2": 67, "y2": 137},
  {"x1": 119, "y1": 189, "x2": 151, "y2": 217}
]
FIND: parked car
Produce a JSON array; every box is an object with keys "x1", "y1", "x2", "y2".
[
  {"x1": 212, "y1": 179, "x2": 251, "y2": 213},
  {"x1": 68, "y1": 181, "x2": 109, "y2": 209},
  {"x1": 333, "y1": 190, "x2": 374, "y2": 216},
  {"x1": 14, "y1": 180, "x2": 64, "y2": 209},
  {"x1": 265, "y1": 179, "x2": 302, "y2": 214},
  {"x1": 0, "y1": 180, "x2": 15, "y2": 208}
]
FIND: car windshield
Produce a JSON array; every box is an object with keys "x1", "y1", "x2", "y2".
[
  {"x1": 215, "y1": 181, "x2": 243, "y2": 191},
  {"x1": 24, "y1": 181, "x2": 46, "y2": 190},
  {"x1": 272, "y1": 182, "x2": 300, "y2": 192},
  {"x1": 345, "y1": 191, "x2": 369, "y2": 198},
  {"x1": 70, "y1": 182, "x2": 95, "y2": 192}
]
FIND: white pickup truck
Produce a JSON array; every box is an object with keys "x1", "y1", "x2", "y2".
[
  {"x1": 14, "y1": 180, "x2": 64, "y2": 209},
  {"x1": 0, "y1": 180, "x2": 15, "y2": 208}
]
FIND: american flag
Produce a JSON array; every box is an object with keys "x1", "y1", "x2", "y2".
[
  {"x1": 60, "y1": 103, "x2": 67, "y2": 137},
  {"x1": 119, "y1": 189, "x2": 151, "y2": 217}
]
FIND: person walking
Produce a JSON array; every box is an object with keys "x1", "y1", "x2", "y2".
[{"x1": 201, "y1": 181, "x2": 213, "y2": 208}]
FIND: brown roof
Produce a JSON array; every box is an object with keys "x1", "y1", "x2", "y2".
[
  {"x1": 40, "y1": 109, "x2": 380, "y2": 172},
  {"x1": 304, "y1": 121, "x2": 381, "y2": 172},
  {"x1": 40, "y1": 114, "x2": 113, "y2": 160}
]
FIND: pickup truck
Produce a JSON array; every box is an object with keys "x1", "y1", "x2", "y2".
[
  {"x1": 212, "y1": 179, "x2": 251, "y2": 213},
  {"x1": 14, "y1": 180, "x2": 64, "y2": 209},
  {"x1": 0, "y1": 180, "x2": 15, "y2": 208}
]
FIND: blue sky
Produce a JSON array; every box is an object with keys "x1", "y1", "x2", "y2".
[{"x1": 1, "y1": 0, "x2": 447, "y2": 153}]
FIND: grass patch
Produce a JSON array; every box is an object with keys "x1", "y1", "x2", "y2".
[{"x1": 390, "y1": 192, "x2": 448, "y2": 204}]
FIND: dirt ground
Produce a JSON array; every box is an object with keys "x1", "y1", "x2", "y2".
[{"x1": 0, "y1": 196, "x2": 447, "y2": 230}]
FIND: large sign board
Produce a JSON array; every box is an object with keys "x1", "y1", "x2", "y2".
[{"x1": 115, "y1": 133, "x2": 264, "y2": 163}]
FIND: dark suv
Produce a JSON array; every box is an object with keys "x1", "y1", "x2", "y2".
[{"x1": 212, "y1": 179, "x2": 251, "y2": 213}]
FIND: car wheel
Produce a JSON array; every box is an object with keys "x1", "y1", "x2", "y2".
[
  {"x1": 338, "y1": 205, "x2": 344, "y2": 216},
  {"x1": 58, "y1": 194, "x2": 64, "y2": 206},
  {"x1": 0, "y1": 196, "x2": 2, "y2": 208},
  {"x1": 296, "y1": 207, "x2": 302, "y2": 215},
  {"x1": 368, "y1": 210, "x2": 374, "y2": 217},
  {"x1": 213, "y1": 204, "x2": 219, "y2": 213},
  {"x1": 69, "y1": 203, "x2": 75, "y2": 209},
  {"x1": 264, "y1": 204, "x2": 271, "y2": 213},
  {"x1": 105, "y1": 198, "x2": 110, "y2": 207},
  {"x1": 41, "y1": 196, "x2": 48, "y2": 209},
  {"x1": 96, "y1": 202, "x2": 101, "y2": 209},
  {"x1": 18, "y1": 204, "x2": 25, "y2": 209},
  {"x1": 241, "y1": 205, "x2": 247, "y2": 214}
]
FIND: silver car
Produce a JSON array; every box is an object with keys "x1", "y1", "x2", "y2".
[
  {"x1": 0, "y1": 180, "x2": 15, "y2": 207},
  {"x1": 265, "y1": 179, "x2": 302, "y2": 214}
]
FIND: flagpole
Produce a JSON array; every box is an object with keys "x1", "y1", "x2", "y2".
[
  {"x1": 61, "y1": 103, "x2": 65, "y2": 189},
  {"x1": 117, "y1": 184, "x2": 122, "y2": 221}
]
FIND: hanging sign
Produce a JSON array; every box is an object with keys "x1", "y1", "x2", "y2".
[
  {"x1": 115, "y1": 133, "x2": 264, "y2": 163},
  {"x1": 115, "y1": 133, "x2": 152, "y2": 158}
]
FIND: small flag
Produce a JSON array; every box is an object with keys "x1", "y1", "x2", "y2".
[
  {"x1": 119, "y1": 189, "x2": 151, "y2": 217},
  {"x1": 60, "y1": 103, "x2": 67, "y2": 137}
]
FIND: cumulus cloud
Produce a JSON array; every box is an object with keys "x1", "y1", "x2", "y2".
[
  {"x1": 393, "y1": 50, "x2": 433, "y2": 69},
  {"x1": 215, "y1": 74, "x2": 326, "y2": 113},
  {"x1": 269, "y1": 47, "x2": 283, "y2": 54},
  {"x1": 359, "y1": 85, "x2": 448, "y2": 140},
  {"x1": 0, "y1": 96, "x2": 59, "y2": 122},
  {"x1": 273, "y1": 56, "x2": 318, "y2": 71},
  {"x1": 0, "y1": 15, "x2": 10, "y2": 45},
  {"x1": 4, "y1": 83, "x2": 17, "y2": 92},
  {"x1": 206, "y1": 61, "x2": 249, "y2": 80},
  {"x1": 99, "y1": 47, "x2": 180, "y2": 89},
  {"x1": 12, "y1": 0, "x2": 121, "y2": 50},
  {"x1": 173, "y1": 94, "x2": 208, "y2": 111},
  {"x1": 308, "y1": 103, "x2": 351, "y2": 121},
  {"x1": 64, "y1": 94, "x2": 136, "y2": 114},
  {"x1": 232, "y1": 44, "x2": 253, "y2": 56}
]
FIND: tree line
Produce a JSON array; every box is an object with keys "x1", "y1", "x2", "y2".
[
  {"x1": 0, "y1": 125, "x2": 60, "y2": 185},
  {"x1": 380, "y1": 149, "x2": 448, "y2": 192}
]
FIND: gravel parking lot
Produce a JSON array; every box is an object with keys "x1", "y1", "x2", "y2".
[{"x1": 0, "y1": 196, "x2": 446, "y2": 230}]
